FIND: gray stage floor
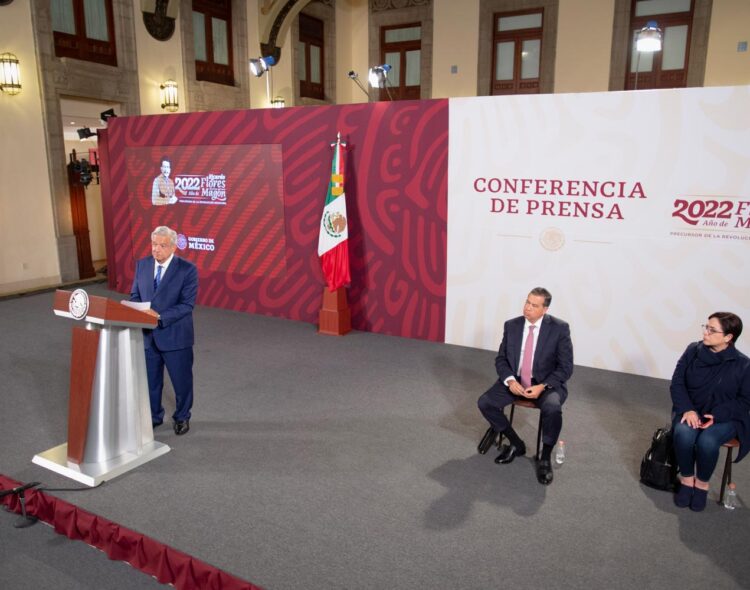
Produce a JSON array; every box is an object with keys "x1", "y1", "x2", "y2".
[
  {"x1": 0, "y1": 506, "x2": 165, "y2": 590},
  {"x1": 2, "y1": 284, "x2": 749, "y2": 589}
]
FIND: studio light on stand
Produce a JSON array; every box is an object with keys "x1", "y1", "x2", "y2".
[
  {"x1": 249, "y1": 55, "x2": 277, "y2": 107},
  {"x1": 368, "y1": 64, "x2": 393, "y2": 100},
  {"x1": 634, "y1": 20, "x2": 662, "y2": 90},
  {"x1": 347, "y1": 71, "x2": 371, "y2": 101},
  {"x1": 249, "y1": 55, "x2": 276, "y2": 77}
]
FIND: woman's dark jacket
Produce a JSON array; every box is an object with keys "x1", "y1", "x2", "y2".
[{"x1": 670, "y1": 342, "x2": 750, "y2": 462}]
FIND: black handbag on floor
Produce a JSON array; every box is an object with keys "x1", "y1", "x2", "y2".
[{"x1": 640, "y1": 426, "x2": 677, "y2": 491}]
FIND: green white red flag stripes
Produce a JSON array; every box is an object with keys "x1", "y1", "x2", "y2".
[{"x1": 318, "y1": 134, "x2": 351, "y2": 291}]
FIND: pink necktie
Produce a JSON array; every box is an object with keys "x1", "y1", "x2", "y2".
[{"x1": 520, "y1": 325, "x2": 535, "y2": 388}]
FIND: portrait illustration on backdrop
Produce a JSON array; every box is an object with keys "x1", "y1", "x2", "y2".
[{"x1": 151, "y1": 156, "x2": 177, "y2": 206}]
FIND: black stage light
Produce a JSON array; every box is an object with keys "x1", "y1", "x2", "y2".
[
  {"x1": 100, "y1": 108, "x2": 117, "y2": 123},
  {"x1": 77, "y1": 127, "x2": 97, "y2": 140}
]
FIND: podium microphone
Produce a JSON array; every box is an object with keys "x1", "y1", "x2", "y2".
[
  {"x1": 0, "y1": 481, "x2": 40, "y2": 498},
  {"x1": 0, "y1": 481, "x2": 41, "y2": 528}
]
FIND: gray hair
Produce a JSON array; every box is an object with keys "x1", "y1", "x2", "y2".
[{"x1": 152, "y1": 226, "x2": 177, "y2": 246}]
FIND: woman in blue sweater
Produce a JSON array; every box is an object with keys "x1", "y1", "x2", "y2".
[{"x1": 670, "y1": 312, "x2": 750, "y2": 511}]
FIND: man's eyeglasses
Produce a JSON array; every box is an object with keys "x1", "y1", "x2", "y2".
[{"x1": 701, "y1": 324, "x2": 724, "y2": 335}]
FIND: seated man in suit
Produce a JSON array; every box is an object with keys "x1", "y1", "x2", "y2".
[
  {"x1": 477, "y1": 287, "x2": 574, "y2": 484},
  {"x1": 131, "y1": 226, "x2": 198, "y2": 435}
]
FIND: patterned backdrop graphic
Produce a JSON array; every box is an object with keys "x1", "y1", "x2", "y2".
[
  {"x1": 102, "y1": 101, "x2": 448, "y2": 341},
  {"x1": 125, "y1": 144, "x2": 286, "y2": 277}
]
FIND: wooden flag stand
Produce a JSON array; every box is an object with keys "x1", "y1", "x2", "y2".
[{"x1": 318, "y1": 286, "x2": 351, "y2": 336}]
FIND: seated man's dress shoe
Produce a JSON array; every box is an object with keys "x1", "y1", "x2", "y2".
[
  {"x1": 174, "y1": 420, "x2": 190, "y2": 435},
  {"x1": 152, "y1": 420, "x2": 163, "y2": 429},
  {"x1": 536, "y1": 459, "x2": 553, "y2": 484},
  {"x1": 477, "y1": 427, "x2": 498, "y2": 455},
  {"x1": 495, "y1": 443, "x2": 526, "y2": 464}
]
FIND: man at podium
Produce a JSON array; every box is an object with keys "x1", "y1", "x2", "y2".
[{"x1": 130, "y1": 226, "x2": 198, "y2": 435}]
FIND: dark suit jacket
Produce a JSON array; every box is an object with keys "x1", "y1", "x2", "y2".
[
  {"x1": 130, "y1": 255, "x2": 198, "y2": 351},
  {"x1": 494, "y1": 314, "x2": 574, "y2": 402}
]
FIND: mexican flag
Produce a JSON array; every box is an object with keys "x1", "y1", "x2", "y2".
[{"x1": 317, "y1": 136, "x2": 351, "y2": 291}]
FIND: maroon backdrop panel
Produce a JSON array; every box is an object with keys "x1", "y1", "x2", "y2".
[{"x1": 103, "y1": 100, "x2": 447, "y2": 341}]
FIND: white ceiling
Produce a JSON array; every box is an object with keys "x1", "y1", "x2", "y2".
[{"x1": 60, "y1": 97, "x2": 120, "y2": 142}]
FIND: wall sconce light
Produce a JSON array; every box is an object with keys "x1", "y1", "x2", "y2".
[
  {"x1": 0, "y1": 52, "x2": 22, "y2": 95},
  {"x1": 271, "y1": 96, "x2": 285, "y2": 108},
  {"x1": 249, "y1": 55, "x2": 276, "y2": 78},
  {"x1": 160, "y1": 80, "x2": 179, "y2": 112},
  {"x1": 77, "y1": 127, "x2": 97, "y2": 141}
]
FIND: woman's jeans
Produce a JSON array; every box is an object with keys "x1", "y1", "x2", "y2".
[{"x1": 672, "y1": 416, "x2": 737, "y2": 482}]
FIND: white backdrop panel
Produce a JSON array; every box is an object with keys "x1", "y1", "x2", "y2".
[{"x1": 446, "y1": 86, "x2": 750, "y2": 379}]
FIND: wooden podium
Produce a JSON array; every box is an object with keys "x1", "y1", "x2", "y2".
[{"x1": 32, "y1": 289, "x2": 170, "y2": 486}]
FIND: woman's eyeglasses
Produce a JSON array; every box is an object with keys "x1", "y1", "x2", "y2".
[{"x1": 701, "y1": 324, "x2": 724, "y2": 335}]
